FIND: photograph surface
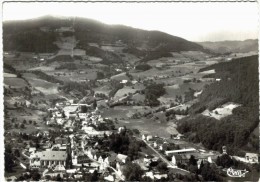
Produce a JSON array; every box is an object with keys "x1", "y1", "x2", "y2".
[{"x1": 2, "y1": 1, "x2": 259, "y2": 181}]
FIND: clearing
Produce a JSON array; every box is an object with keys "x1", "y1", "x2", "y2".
[{"x1": 202, "y1": 102, "x2": 241, "y2": 120}]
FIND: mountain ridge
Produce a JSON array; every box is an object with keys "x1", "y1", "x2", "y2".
[{"x1": 3, "y1": 16, "x2": 208, "y2": 55}]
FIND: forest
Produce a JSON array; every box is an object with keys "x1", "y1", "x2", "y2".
[
  {"x1": 177, "y1": 55, "x2": 259, "y2": 154},
  {"x1": 4, "y1": 29, "x2": 58, "y2": 53}
]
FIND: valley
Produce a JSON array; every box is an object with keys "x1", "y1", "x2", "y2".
[{"x1": 3, "y1": 16, "x2": 259, "y2": 181}]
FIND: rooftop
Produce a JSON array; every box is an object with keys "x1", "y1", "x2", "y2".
[{"x1": 34, "y1": 151, "x2": 67, "y2": 161}]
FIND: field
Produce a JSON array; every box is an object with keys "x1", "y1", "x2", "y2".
[
  {"x1": 101, "y1": 106, "x2": 179, "y2": 138},
  {"x1": 110, "y1": 72, "x2": 129, "y2": 81},
  {"x1": 202, "y1": 102, "x2": 241, "y2": 120},
  {"x1": 23, "y1": 73, "x2": 59, "y2": 95},
  {"x1": 4, "y1": 77, "x2": 28, "y2": 88},
  {"x1": 4, "y1": 73, "x2": 17, "y2": 78},
  {"x1": 94, "y1": 85, "x2": 111, "y2": 96},
  {"x1": 6, "y1": 108, "x2": 51, "y2": 134},
  {"x1": 114, "y1": 87, "x2": 137, "y2": 98}
]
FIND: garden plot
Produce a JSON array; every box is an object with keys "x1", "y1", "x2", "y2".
[{"x1": 202, "y1": 102, "x2": 241, "y2": 120}]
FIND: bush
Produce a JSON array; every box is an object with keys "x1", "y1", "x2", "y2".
[{"x1": 135, "y1": 64, "x2": 152, "y2": 71}]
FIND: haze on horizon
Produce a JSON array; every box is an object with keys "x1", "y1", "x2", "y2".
[{"x1": 2, "y1": 2, "x2": 259, "y2": 42}]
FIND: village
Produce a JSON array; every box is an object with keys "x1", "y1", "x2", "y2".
[
  {"x1": 2, "y1": 11, "x2": 259, "y2": 181},
  {"x1": 4, "y1": 95, "x2": 259, "y2": 181}
]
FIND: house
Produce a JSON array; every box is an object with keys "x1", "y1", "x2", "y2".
[
  {"x1": 29, "y1": 147, "x2": 36, "y2": 154},
  {"x1": 5, "y1": 176, "x2": 17, "y2": 182},
  {"x1": 118, "y1": 127, "x2": 126, "y2": 134},
  {"x1": 171, "y1": 154, "x2": 190, "y2": 165},
  {"x1": 116, "y1": 154, "x2": 128, "y2": 164},
  {"x1": 154, "y1": 174, "x2": 168, "y2": 180},
  {"x1": 55, "y1": 137, "x2": 68, "y2": 145},
  {"x1": 104, "y1": 152, "x2": 117, "y2": 166},
  {"x1": 245, "y1": 153, "x2": 258, "y2": 163},
  {"x1": 173, "y1": 134, "x2": 184, "y2": 140},
  {"x1": 132, "y1": 159, "x2": 149, "y2": 171},
  {"x1": 143, "y1": 172, "x2": 168, "y2": 180},
  {"x1": 30, "y1": 150, "x2": 67, "y2": 168},
  {"x1": 142, "y1": 134, "x2": 146, "y2": 140},
  {"x1": 172, "y1": 152, "x2": 215, "y2": 166},
  {"x1": 146, "y1": 135, "x2": 153, "y2": 141},
  {"x1": 104, "y1": 175, "x2": 114, "y2": 182},
  {"x1": 154, "y1": 139, "x2": 164, "y2": 149},
  {"x1": 120, "y1": 80, "x2": 128, "y2": 84},
  {"x1": 165, "y1": 148, "x2": 197, "y2": 156},
  {"x1": 73, "y1": 154, "x2": 90, "y2": 165},
  {"x1": 78, "y1": 113, "x2": 87, "y2": 119},
  {"x1": 54, "y1": 165, "x2": 66, "y2": 172}
]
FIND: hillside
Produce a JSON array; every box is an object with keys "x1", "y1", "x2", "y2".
[
  {"x1": 3, "y1": 16, "x2": 207, "y2": 60},
  {"x1": 198, "y1": 39, "x2": 258, "y2": 54},
  {"x1": 177, "y1": 55, "x2": 259, "y2": 154}
]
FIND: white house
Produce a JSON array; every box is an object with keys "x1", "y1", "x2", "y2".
[{"x1": 245, "y1": 153, "x2": 258, "y2": 163}]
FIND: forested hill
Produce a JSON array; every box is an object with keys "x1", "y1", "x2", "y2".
[
  {"x1": 198, "y1": 39, "x2": 258, "y2": 54},
  {"x1": 177, "y1": 55, "x2": 259, "y2": 154},
  {"x1": 3, "y1": 16, "x2": 207, "y2": 54}
]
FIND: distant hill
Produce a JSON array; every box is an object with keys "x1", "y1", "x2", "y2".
[
  {"x1": 197, "y1": 39, "x2": 258, "y2": 54},
  {"x1": 3, "y1": 16, "x2": 208, "y2": 59}
]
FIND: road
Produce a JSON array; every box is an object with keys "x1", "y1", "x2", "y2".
[
  {"x1": 134, "y1": 136, "x2": 190, "y2": 173},
  {"x1": 142, "y1": 138, "x2": 173, "y2": 166}
]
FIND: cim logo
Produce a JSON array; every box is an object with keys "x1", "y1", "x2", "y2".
[{"x1": 227, "y1": 167, "x2": 249, "y2": 178}]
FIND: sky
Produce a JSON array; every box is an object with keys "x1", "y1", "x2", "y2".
[{"x1": 2, "y1": 2, "x2": 259, "y2": 42}]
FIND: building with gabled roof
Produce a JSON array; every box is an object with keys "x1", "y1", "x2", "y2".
[
  {"x1": 30, "y1": 150, "x2": 67, "y2": 169},
  {"x1": 245, "y1": 153, "x2": 258, "y2": 163}
]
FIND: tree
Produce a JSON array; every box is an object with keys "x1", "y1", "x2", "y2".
[
  {"x1": 14, "y1": 123, "x2": 19, "y2": 128},
  {"x1": 90, "y1": 170, "x2": 99, "y2": 181},
  {"x1": 216, "y1": 154, "x2": 233, "y2": 168},
  {"x1": 56, "y1": 174, "x2": 62, "y2": 181},
  {"x1": 96, "y1": 71, "x2": 105, "y2": 80},
  {"x1": 123, "y1": 163, "x2": 144, "y2": 181},
  {"x1": 157, "y1": 162, "x2": 168, "y2": 173},
  {"x1": 14, "y1": 149, "x2": 20, "y2": 157},
  {"x1": 5, "y1": 147, "x2": 14, "y2": 172},
  {"x1": 93, "y1": 100, "x2": 97, "y2": 109},
  {"x1": 31, "y1": 170, "x2": 41, "y2": 181},
  {"x1": 23, "y1": 119, "x2": 27, "y2": 124},
  {"x1": 29, "y1": 120, "x2": 32, "y2": 124},
  {"x1": 20, "y1": 123, "x2": 25, "y2": 129},
  {"x1": 200, "y1": 162, "x2": 221, "y2": 181},
  {"x1": 189, "y1": 155, "x2": 197, "y2": 166},
  {"x1": 81, "y1": 105, "x2": 88, "y2": 113}
]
